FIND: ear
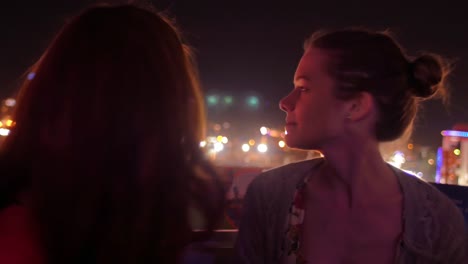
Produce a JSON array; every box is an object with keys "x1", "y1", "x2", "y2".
[{"x1": 346, "y1": 92, "x2": 374, "y2": 121}]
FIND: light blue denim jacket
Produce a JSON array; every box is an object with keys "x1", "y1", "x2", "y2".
[{"x1": 234, "y1": 158, "x2": 468, "y2": 263}]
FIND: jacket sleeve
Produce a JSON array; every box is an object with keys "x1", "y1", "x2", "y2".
[
  {"x1": 444, "y1": 205, "x2": 468, "y2": 264},
  {"x1": 450, "y1": 234, "x2": 468, "y2": 264},
  {"x1": 436, "y1": 192, "x2": 468, "y2": 264},
  {"x1": 233, "y1": 176, "x2": 267, "y2": 264}
]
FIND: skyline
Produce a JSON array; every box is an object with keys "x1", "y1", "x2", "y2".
[{"x1": 0, "y1": 0, "x2": 467, "y2": 148}]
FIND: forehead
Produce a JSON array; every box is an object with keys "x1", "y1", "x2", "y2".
[{"x1": 294, "y1": 48, "x2": 330, "y2": 81}]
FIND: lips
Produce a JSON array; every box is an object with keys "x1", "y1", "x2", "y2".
[{"x1": 285, "y1": 122, "x2": 297, "y2": 132}]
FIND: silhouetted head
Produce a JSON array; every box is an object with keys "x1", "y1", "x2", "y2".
[{"x1": 1, "y1": 3, "x2": 224, "y2": 263}]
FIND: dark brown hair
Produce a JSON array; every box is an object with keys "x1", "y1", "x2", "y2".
[
  {"x1": 0, "y1": 3, "x2": 224, "y2": 263},
  {"x1": 305, "y1": 28, "x2": 450, "y2": 141}
]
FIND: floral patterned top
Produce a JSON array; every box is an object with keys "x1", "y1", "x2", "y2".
[{"x1": 285, "y1": 175, "x2": 310, "y2": 263}]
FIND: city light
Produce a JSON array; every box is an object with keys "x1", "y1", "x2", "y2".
[
  {"x1": 27, "y1": 72, "x2": 35, "y2": 80},
  {"x1": 198, "y1": 123, "x2": 450, "y2": 170},
  {"x1": 207, "y1": 95, "x2": 219, "y2": 106},
  {"x1": 394, "y1": 152, "x2": 405, "y2": 164},
  {"x1": 241, "y1": 144, "x2": 250, "y2": 152},
  {"x1": 206, "y1": 136, "x2": 217, "y2": 143},
  {"x1": 257, "y1": 144, "x2": 268, "y2": 153},
  {"x1": 269, "y1": 130, "x2": 281, "y2": 137},
  {"x1": 441, "y1": 130, "x2": 468, "y2": 138},
  {"x1": 5, "y1": 120, "x2": 13, "y2": 127},
  {"x1": 246, "y1": 96, "x2": 259, "y2": 109},
  {"x1": 223, "y1": 96, "x2": 233, "y2": 105},
  {"x1": 436, "y1": 147, "x2": 443, "y2": 183},
  {"x1": 454, "y1": 149, "x2": 461, "y2": 156},
  {"x1": 199, "y1": 141, "x2": 207, "y2": 148},
  {"x1": 213, "y1": 142, "x2": 224, "y2": 152},
  {"x1": 5, "y1": 98, "x2": 16, "y2": 107},
  {"x1": 278, "y1": 140, "x2": 286, "y2": 148},
  {"x1": 388, "y1": 151, "x2": 406, "y2": 168},
  {"x1": 0, "y1": 128, "x2": 10, "y2": 136}
]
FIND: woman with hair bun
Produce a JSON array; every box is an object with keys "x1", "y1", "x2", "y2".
[{"x1": 235, "y1": 28, "x2": 467, "y2": 264}]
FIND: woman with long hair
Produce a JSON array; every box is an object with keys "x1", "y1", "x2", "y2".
[{"x1": 0, "y1": 3, "x2": 225, "y2": 263}]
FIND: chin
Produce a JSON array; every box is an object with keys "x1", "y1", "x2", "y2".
[
  {"x1": 285, "y1": 135, "x2": 319, "y2": 150},
  {"x1": 285, "y1": 136, "x2": 307, "y2": 150}
]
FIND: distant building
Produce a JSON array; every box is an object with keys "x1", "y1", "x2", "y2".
[{"x1": 438, "y1": 123, "x2": 468, "y2": 186}]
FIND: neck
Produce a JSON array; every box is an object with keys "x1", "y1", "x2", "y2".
[{"x1": 317, "y1": 138, "x2": 400, "y2": 205}]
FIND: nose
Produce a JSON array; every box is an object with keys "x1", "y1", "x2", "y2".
[{"x1": 279, "y1": 91, "x2": 296, "y2": 113}]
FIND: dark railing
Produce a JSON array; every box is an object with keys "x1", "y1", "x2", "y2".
[{"x1": 184, "y1": 229, "x2": 238, "y2": 264}]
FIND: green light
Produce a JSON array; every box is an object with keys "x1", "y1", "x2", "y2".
[
  {"x1": 207, "y1": 95, "x2": 218, "y2": 106},
  {"x1": 224, "y1": 96, "x2": 233, "y2": 105},
  {"x1": 454, "y1": 149, "x2": 461, "y2": 156},
  {"x1": 247, "y1": 96, "x2": 259, "y2": 108}
]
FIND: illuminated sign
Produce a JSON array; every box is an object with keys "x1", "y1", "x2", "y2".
[{"x1": 441, "y1": 130, "x2": 468, "y2": 138}]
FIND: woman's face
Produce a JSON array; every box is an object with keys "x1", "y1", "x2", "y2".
[{"x1": 279, "y1": 48, "x2": 350, "y2": 150}]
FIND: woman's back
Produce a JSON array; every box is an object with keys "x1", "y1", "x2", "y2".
[
  {"x1": 0, "y1": 3, "x2": 225, "y2": 263},
  {"x1": 0, "y1": 205, "x2": 43, "y2": 264}
]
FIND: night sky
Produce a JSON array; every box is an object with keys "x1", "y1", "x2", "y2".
[{"x1": 0, "y1": 0, "x2": 467, "y2": 148}]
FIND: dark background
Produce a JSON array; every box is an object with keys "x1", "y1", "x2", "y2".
[{"x1": 1, "y1": 0, "x2": 466, "y2": 148}]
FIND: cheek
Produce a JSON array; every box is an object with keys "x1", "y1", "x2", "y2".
[
  {"x1": 307, "y1": 100, "x2": 334, "y2": 120},
  {"x1": 304, "y1": 104, "x2": 346, "y2": 132}
]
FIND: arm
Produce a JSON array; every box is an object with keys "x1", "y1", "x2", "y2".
[
  {"x1": 448, "y1": 235, "x2": 467, "y2": 264},
  {"x1": 233, "y1": 176, "x2": 267, "y2": 264},
  {"x1": 438, "y1": 195, "x2": 468, "y2": 264},
  {"x1": 444, "y1": 212, "x2": 467, "y2": 263}
]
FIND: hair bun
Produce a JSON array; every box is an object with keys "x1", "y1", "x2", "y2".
[{"x1": 408, "y1": 54, "x2": 445, "y2": 98}]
